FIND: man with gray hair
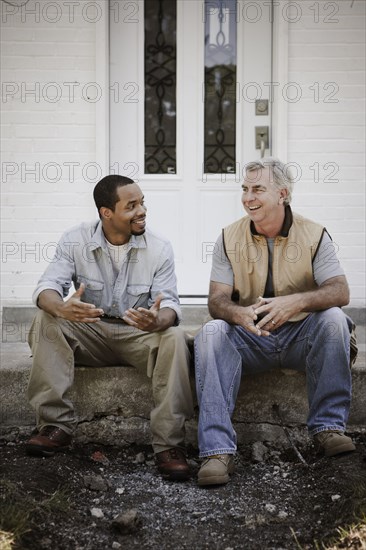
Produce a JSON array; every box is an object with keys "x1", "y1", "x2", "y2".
[{"x1": 195, "y1": 157, "x2": 356, "y2": 486}]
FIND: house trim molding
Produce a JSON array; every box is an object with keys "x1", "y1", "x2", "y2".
[
  {"x1": 96, "y1": 0, "x2": 110, "y2": 177},
  {"x1": 272, "y1": 4, "x2": 289, "y2": 162},
  {"x1": 100, "y1": 1, "x2": 289, "y2": 172}
]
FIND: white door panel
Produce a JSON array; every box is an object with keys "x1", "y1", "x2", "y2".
[{"x1": 110, "y1": 0, "x2": 272, "y2": 298}]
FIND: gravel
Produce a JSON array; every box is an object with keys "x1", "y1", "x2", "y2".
[{"x1": 0, "y1": 433, "x2": 365, "y2": 550}]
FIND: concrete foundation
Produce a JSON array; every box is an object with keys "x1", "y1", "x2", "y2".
[{"x1": 1, "y1": 306, "x2": 365, "y2": 448}]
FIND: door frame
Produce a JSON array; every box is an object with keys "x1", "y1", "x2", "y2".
[
  {"x1": 272, "y1": 2, "x2": 289, "y2": 160},
  {"x1": 95, "y1": 0, "x2": 110, "y2": 177},
  {"x1": 96, "y1": 1, "x2": 289, "y2": 177}
]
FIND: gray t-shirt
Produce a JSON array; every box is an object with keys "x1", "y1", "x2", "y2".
[{"x1": 210, "y1": 231, "x2": 345, "y2": 295}]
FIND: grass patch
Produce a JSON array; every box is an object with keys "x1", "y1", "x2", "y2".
[
  {"x1": 323, "y1": 480, "x2": 366, "y2": 549},
  {"x1": 0, "y1": 480, "x2": 33, "y2": 543},
  {"x1": 324, "y1": 516, "x2": 366, "y2": 549},
  {"x1": 0, "y1": 479, "x2": 72, "y2": 549},
  {"x1": 0, "y1": 530, "x2": 15, "y2": 550},
  {"x1": 291, "y1": 480, "x2": 366, "y2": 550}
]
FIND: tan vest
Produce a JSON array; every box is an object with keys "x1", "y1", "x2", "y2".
[{"x1": 223, "y1": 209, "x2": 325, "y2": 322}]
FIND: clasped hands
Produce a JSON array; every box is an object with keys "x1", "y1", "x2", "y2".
[{"x1": 241, "y1": 295, "x2": 297, "y2": 336}]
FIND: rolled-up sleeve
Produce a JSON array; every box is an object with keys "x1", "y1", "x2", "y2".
[
  {"x1": 32, "y1": 233, "x2": 75, "y2": 307},
  {"x1": 150, "y1": 241, "x2": 182, "y2": 324}
]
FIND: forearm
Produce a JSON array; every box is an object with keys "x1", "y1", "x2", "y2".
[
  {"x1": 37, "y1": 290, "x2": 65, "y2": 317},
  {"x1": 208, "y1": 280, "x2": 250, "y2": 325},
  {"x1": 37, "y1": 286, "x2": 104, "y2": 323},
  {"x1": 155, "y1": 307, "x2": 177, "y2": 331},
  {"x1": 209, "y1": 294, "x2": 245, "y2": 324},
  {"x1": 293, "y1": 277, "x2": 350, "y2": 313}
]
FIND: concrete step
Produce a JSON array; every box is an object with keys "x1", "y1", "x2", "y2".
[
  {"x1": 1, "y1": 322, "x2": 365, "y2": 447},
  {"x1": 0, "y1": 305, "x2": 210, "y2": 343},
  {"x1": 2, "y1": 305, "x2": 365, "y2": 343}
]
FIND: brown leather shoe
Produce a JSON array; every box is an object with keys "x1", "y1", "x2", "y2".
[
  {"x1": 26, "y1": 426, "x2": 72, "y2": 457},
  {"x1": 155, "y1": 448, "x2": 190, "y2": 481}
]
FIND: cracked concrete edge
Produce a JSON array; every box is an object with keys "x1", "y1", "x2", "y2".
[{"x1": 1, "y1": 354, "x2": 366, "y2": 435}]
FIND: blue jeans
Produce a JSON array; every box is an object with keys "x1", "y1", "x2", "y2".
[{"x1": 194, "y1": 308, "x2": 353, "y2": 457}]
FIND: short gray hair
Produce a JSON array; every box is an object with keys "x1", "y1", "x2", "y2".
[{"x1": 244, "y1": 157, "x2": 294, "y2": 205}]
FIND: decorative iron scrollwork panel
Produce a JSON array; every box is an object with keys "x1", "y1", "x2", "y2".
[
  {"x1": 204, "y1": 0, "x2": 237, "y2": 174},
  {"x1": 145, "y1": 0, "x2": 177, "y2": 174}
]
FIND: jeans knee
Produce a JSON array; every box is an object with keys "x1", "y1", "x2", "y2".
[
  {"x1": 314, "y1": 307, "x2": 348, "y2": 332},
  {"x1": 195, "y1": 319, "x2": 229, "y2": 348},
  {"x1": 311, "y1": 308, "x2": 350, "y2": 350}
]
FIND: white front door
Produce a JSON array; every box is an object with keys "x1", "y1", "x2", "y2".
[{"x1": 110, "y1": 0, "x2": 273, "y2": 300}]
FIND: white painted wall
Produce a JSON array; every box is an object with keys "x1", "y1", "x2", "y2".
[
  {"x1": 1, "y1": 0, "x2": 365, "y2": 307},
  {"x1": 1, "y1": 0, "x2": 105, "y2": 304},
  {"x1": 286, "y1": 0, "x2": 365, "y2": 307}
]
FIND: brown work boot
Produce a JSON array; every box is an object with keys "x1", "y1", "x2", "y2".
[
  {"x1": 198, "y1": 454, "x2": 235, "y2": 486},
  {"x1": 26, "y1": 426, "x2": 72, "y2": 457},
  {"x1": 314, "y1": 430, "x2": 356, "y2": 457},
  {"x1": 155, "y1": 448, "x2": 190, "y2": 481}
]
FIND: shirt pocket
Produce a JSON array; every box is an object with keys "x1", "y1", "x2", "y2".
[
  {"x1": 77, "y1": 276, "x2": 104, "y2": 307},
  {"x1": 126, "y1": 284, "x2": 150, "y2": 309}
]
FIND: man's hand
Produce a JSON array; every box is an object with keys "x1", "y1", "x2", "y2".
[
  {"x1": 123, "y1": 293, "x2": 166, "y2": 332},
  {"x1": 254, "y1": 295, "x2": 300, "y2": 331},
  {"x1": 56, "y1": 283, "x2": 104, "y2": 323},
  {"x1": 208, "y1": 282, "x2": 271, "y2": 336},
  {"x1": 234, "y1": 298, "x2": 271, "y2": 336},
  {"x1": 254, "y1": 276, "x2": 350, "y2": 331}
]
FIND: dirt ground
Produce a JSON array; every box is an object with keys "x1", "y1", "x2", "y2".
[{"x1": 1, "y1": 432, "x2": 366, "y2": 550}]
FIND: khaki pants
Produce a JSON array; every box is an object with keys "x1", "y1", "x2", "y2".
[{"x1": 27, "y1": 311, "x2": 194, "y2": 453}]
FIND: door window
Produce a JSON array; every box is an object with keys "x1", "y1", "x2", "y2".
[
  {"x1": 204, "y1": 0, "x2": 237, "y2": 174},
  {"x1": 144, "y1": 0, "x2": 177, "y2": 174}
]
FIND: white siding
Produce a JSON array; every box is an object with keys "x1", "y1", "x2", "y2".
[
  {"x1": 1, "y1": 0, "x2": 365, "y2": 307},
  {"x1": 1, "y1": 0, "x2": 100, "y2": 304},
  {"x1": 286, "y1": 0, "x2": 365, "y2": 307}
]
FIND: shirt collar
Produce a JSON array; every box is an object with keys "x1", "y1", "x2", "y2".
[
  {"x1": 89, "y1": 221, "x2": 148, "y2": 251},
  {"x1": 250, "y1": 205, "x2": 293, "y2": 238}
]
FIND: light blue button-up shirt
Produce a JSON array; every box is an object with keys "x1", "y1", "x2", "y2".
[{"x1": 33, "y1": 221, "x2": 182, "y2": 323}]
